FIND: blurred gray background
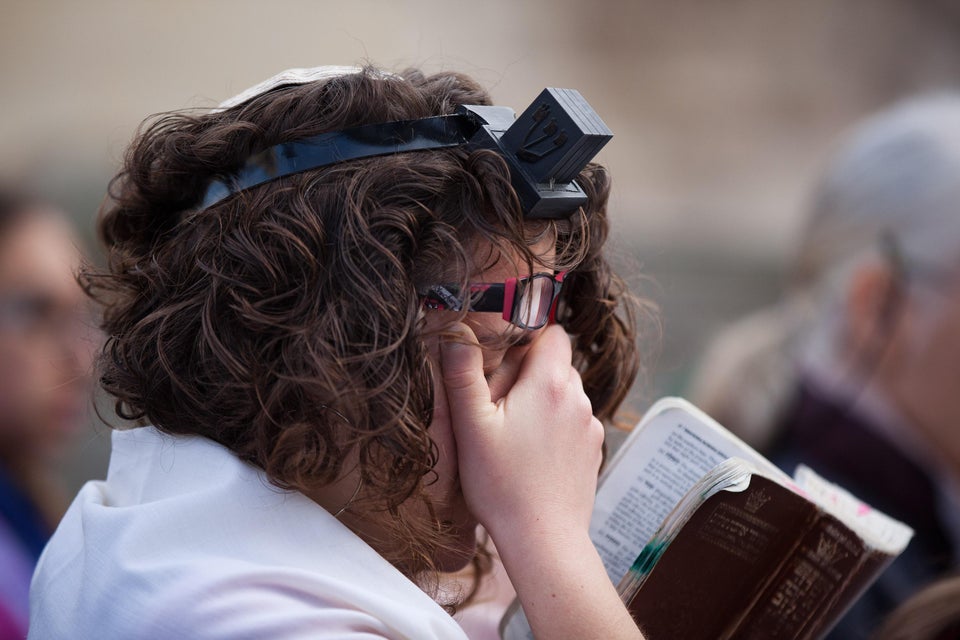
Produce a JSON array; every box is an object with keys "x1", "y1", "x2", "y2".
[{"x1": 4, "y1": 0, "x2": 960, "y2": 491}]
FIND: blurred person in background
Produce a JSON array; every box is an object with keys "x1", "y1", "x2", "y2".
[
  {"x1": 688, "y1": 93, "x2": 960, "y2": 639},
  {"x1": 0, "y1": 189, "x2": 95, "y2": 639}
]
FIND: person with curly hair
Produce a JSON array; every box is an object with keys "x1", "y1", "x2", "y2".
[{"x1": 28, "y1": 66, "x2": 649, "y2": 639}]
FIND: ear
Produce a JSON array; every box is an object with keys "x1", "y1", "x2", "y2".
[{"x1": 843, "y1": 260, "x2": 903, "y2": 360}]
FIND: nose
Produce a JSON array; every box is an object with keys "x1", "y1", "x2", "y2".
[
  {"x1": 483, "y1": 326, "x2": 542, "y2": 368},
  {"x1": 484, "y1": 327, "x2": 549, "y2": 402}
]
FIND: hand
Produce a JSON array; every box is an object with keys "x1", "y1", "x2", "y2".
[
  {"x1": 437, "y1": 323, "x2": 605, "y2": 542},
  {"x1": 434, "y1": 323, "x2": 644, "y2": 640}
]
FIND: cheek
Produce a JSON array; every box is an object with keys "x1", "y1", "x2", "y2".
[
  {"x1": 893, "y1": 308, "x2": 960, "y2": 415},
  {"x1": 0, "y1": 340, "x2": 42, "y2": 403},
  {"x1": 0, "y1": 338, "x2": 89, "y2": 432},
  {"x1": 0, "y1": 348, "x2": 50, "y2": 445},
  {"x1": 906, "y1": 304, "x2": 960, "y2": 373}
]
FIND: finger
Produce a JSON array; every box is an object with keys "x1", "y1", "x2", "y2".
[
  {"x1": 513, "y1": 325, "x2": 573, "y2": 387},
  {"x1": 486, "y1": 344, "x2": 527, "y2": 404},
  {"x1": 439, "y1": 323, "x2": 497, "y2": 432}
]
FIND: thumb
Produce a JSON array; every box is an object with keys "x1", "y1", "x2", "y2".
[{"x1": 439, "y1": 324, "x2": 497, "y2": 433}]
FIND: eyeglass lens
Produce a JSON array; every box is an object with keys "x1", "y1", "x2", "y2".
[{"x1": 514, "y1": 274, "x2": 558, "y2": 329}]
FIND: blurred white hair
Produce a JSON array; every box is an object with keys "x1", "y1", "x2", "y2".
[
  {"x1": 798, "y1": 91, "x2": 960, "y2": 372},
  {"x1": 796, "y1": 91, "x2": 960, "y2": 286}
]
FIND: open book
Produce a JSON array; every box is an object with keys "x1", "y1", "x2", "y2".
[{"x1": 499, "y1": 397, "x2": 913, "y2": 640}]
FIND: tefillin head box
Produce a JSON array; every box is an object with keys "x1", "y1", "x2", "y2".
[{"x1": 459, "y1": 88, "x2": 613, "y2": 219}]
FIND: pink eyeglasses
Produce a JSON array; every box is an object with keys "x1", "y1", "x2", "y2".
[{"x1": 421, "y1": 272, "x2": 567, "y2": 330}]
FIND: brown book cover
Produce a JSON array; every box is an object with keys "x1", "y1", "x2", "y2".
[
  {"x1": 624, "y1": 474, "x2": 902, "y2": 640},
  {"x1": 627, "y1": 476, "x2": 816, "y2": 639}
]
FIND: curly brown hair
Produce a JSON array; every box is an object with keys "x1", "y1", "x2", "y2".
[{"x1": 83, "y1": 66, "x2": 642, "y2": 600}]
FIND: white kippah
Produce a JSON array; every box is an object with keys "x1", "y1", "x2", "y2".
[{"x1": 215, "y1": 65, "x2": 400, "y2": 112}]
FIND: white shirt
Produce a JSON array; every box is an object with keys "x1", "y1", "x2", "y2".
[{"x1": 29, "y1": 427, "x2": 469, "y2": 639}]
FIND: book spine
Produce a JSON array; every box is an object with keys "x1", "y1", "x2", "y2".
[
  {"x1": 721, "y1": 513, "x2": 884, "y2": 639},
  {"x1": 806, "y1": 548, "x2": 893, "y2": 639}
]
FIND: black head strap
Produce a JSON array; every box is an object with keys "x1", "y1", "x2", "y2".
[{"x1": 199, "y1": 88, "x2": 612, "y2": 219}]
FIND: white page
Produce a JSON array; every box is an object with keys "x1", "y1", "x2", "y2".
[
  {"x1": 588, "y1": 397, "x2": 785, "y2": 583},
  {"x1": 793, "y1": 464, "x2": 913, "y2": 554}
]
